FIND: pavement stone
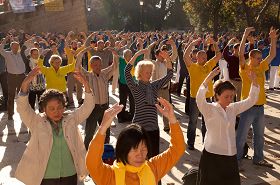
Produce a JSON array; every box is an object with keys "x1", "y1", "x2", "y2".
[{"x1": 0, "y1": 84, "x2": 280, "y2": 185}]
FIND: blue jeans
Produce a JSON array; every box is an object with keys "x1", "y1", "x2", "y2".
[
  {"x1": 236, "y1": 106, "x2": 265, "y2": 163},
  {"x1": 187, "y1": 97, "x2": 207, "y2": 146}
]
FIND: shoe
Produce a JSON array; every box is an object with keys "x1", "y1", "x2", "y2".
[
  {"x1": 275, "y1": 87, "x2": 280, "y2": 90},
  {"x1": 8, "y1": 115, "x2": 13, "y2": 120},
  {"x1": 188, "y1": 145, "x2": 195, "y2": 150},
  {"x1": 253, "y1": 160, "x2": 273, "y2": 168},
  {"x1": 67, "y1": 103, "x2": 75, "y2": 108},
  {"x1": 118, "y1": 118, "x2": 128, "y2": 123},
  {"x1": 163, "y1": 127, "x2": 170, "y2": 132},
  {"x1": 268, "y1": 88, "x2": 274, "y2": 91},
  {"x1": 78, "y1": 99, "x2": 84, "y2": 106}
]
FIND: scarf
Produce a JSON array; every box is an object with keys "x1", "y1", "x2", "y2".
[{"x1": 113, "y1": 161, "x2": 156, "y2": 185}]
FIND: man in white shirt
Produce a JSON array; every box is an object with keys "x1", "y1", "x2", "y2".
[{"x1": 0, "y1": 35, "x2": 26, "y2": 120}]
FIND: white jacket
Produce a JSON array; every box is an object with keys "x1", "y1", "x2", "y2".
[{"x1": 15, "y1": 92, "x2": 95, "y2": 185}]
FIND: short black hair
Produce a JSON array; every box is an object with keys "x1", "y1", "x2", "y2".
[
  {"x1": 39, "y1": 89, "x2": 66, "y2": 111},
  {"x1": 116, "y1": 124, "x2": 150, "y2": 165},
  {"x1": 155, "y1": 48, "x2": 161, "y2": 56}
]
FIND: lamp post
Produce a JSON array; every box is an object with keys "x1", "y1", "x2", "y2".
[
  {"x1": 86, "y1": 0, "x2": 92, "y2": 31},
  {"x1": 139, "y1": 0, "x2": 144, "y2": 31}
]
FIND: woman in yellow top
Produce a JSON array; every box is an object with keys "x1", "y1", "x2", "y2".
[
  {"x1": 85, "y1": 97, "x2": 186, "y2": 185},
  {"x1": 37, "y1": 51, "x2": 76, "y2": 94}
]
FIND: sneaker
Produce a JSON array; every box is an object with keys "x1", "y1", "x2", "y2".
[
  {"x1": 253, "y1": 160, "x2": 273, "y2": 168},
  {"x1": 163, "y1": 127, "x2": 170, "y2": 132},
  {"x1": 8, "y1": 115, "x2": 13, "y2": 120},
  {"x1": 78, "y1": 99, "x2": 84, "y2": 106},
  {"x1": 188, "y1": 145, "x2": 195, "y2": 150},
  {"x1": 67, "y1": 103, "x2": 75, "y2": 108},
  {"x1": 118, "y1": 118, "x2": 128, "y2": 124}
]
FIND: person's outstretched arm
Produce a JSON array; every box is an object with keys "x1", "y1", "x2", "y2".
[
  {"x1": 17, "y1": 67, "x2": 41, "y2": 131},
  {"x1": 75, "y1": 46, "x2": 91, "y2": 72},
  {"x1": 183, "y1": 39, "x2": 198, "y2": 67},
  {"x1": 239, "y1": 27, "x2": 255, "y2": 69},
  {"x1": 71, "y1": 71, "x2": 95, "y2": 125},
  {"x1": 264, "y1": 27, "x2": 278, "y2": 65},
  {"x1": 233, "y1": 71, "x2": 260, "y2": 115},
  {"x1": 86, "y1": 104, "x2": 123, "y2": 185},
  {"x1": 125, "y1": 49, "x2": 148, "y2": 89},
  {"x1": 196, "y1": 67, "x2": 220, "y2": 117},
  {"x1": 148, "y1": 97, "x2": 185, "y2": 181}
]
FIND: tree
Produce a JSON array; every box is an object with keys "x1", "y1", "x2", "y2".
[
  {"x1": 184, "y1": 0, "x2": 279, "y2": 34},
  {"x1": 90, "y1": 0, "x2": 189, "y2": 31}
]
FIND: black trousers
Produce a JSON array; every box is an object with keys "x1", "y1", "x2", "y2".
[
  {"x1": 41, "y1": 174, "x2": 77, "y2": 185},
  {"x1": 177, "y1": 72, "x2": 188, "y2": 95},
  {"x1": 197, "y1": 149, "x2": 240, "y2": 185},
  {"x1": 0, "y1": 72, "x2": 8, "y2": 106},
  {"x1": 117, "y1": 81, "x2": 135, "y2": 120},
  {"x1": 28, "y1": 89, "x2": 45, "y2": 111},
  {"x1": 146, "y1": 129, "x2": 160, "y2": 159},
  {"x1": 84, "y1": 103, "x2": 109, "y2": 150},
  {"x1": 185, "y1": 76, "x2": 190, "y2": 114},
  {"x1": 7, "y1": 73, "x2": 25, "y2": 116}
]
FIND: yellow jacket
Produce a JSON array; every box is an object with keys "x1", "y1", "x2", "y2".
[{"x1": 38, "y1": 58, "x2": 75, "y2": 92}]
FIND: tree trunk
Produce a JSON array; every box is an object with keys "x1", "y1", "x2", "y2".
[
  {"x1": 255, "y1": 0, "x2": 272, "y2": 23},
  {"x1": 242, "y1": 0, "x2": 251, "y2": 27},
  {"x1": 212, "y1": 0, "x2": 223, "y2": 38}
]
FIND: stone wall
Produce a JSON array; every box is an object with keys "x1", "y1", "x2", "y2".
[{"x1": 0, "y1": 0, "x2": 88, "y2": 33}]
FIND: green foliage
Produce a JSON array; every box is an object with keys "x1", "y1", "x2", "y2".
[{"x1": 183, "y1": 0, "x2": 280, "y2": 34}]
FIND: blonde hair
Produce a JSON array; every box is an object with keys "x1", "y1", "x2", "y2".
[
  {"x1": 134, "y1": 60, "x2": 154, "y2": 80},
  {"x1": 49, "y1": 54, "x2": 62, "y2": 65}
]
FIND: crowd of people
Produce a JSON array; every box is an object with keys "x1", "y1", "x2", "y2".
[{"x1": 0, "y1": 27, "x2": 279, "y2": 185}]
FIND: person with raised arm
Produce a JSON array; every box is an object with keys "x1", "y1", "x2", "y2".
[
  {"x1": 75, "y1": 47, "x2": 118, "y2": 148},
  {"x1": 183, "y1": 38, "x2": 222, "y2": 150},
  {"x1": 124, "y1": 48, "x2": 173, "y2": 159},
  {"x1": 236, "y1": 27, "x2": 278, "y2": 168},
  {"x1": 86, "y1": 98, "x2": 185, "y2": 185},
  {"x1": 15, "y1": 68, "x2": 95, "y2": 185},
  {"x1": 196, "y1": 67, "x2": 259, "y2": 185},
  {"x1": 37, "y1": 49, "x2": 76, "y2": 96}
]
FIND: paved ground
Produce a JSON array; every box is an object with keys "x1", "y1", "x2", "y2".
[{"x1": 0, "y1": 84, "x2": 280, "y2": 185}]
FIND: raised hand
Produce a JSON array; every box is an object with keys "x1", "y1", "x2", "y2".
[
  {"x1": 209, "y1": 67, "x2": 221, "y2": 78},
  {"x1": 40, "y1": 49, "x2": 51, "y2": 58},
  {"x1": 247, "y1": 70, "x2": 258, "y2": 86},
  {"x1": 73, "y1": 71, "x2": 91, "y2": 93},
  {"x1": 73, "y1": 71, "x2": 87, "y2": 84},
  {"x1": 155, "y1": 97, "x2": 177, "y2": 124},
  {"x1": 99, "y1": 103, "x2": 124, "y2": 135},
  {"x1": 269, "y1": 27, "x2": 279, "y2": 40},
  {"x1": 20, "y1": 67, "x2": 41, "y2": 93},
  {"x1": 203, "y1": 67, "x2": 220, "y2": 87},
  {"x1": 245, "y1": 27, "x2": 255, "y2": 34}
]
